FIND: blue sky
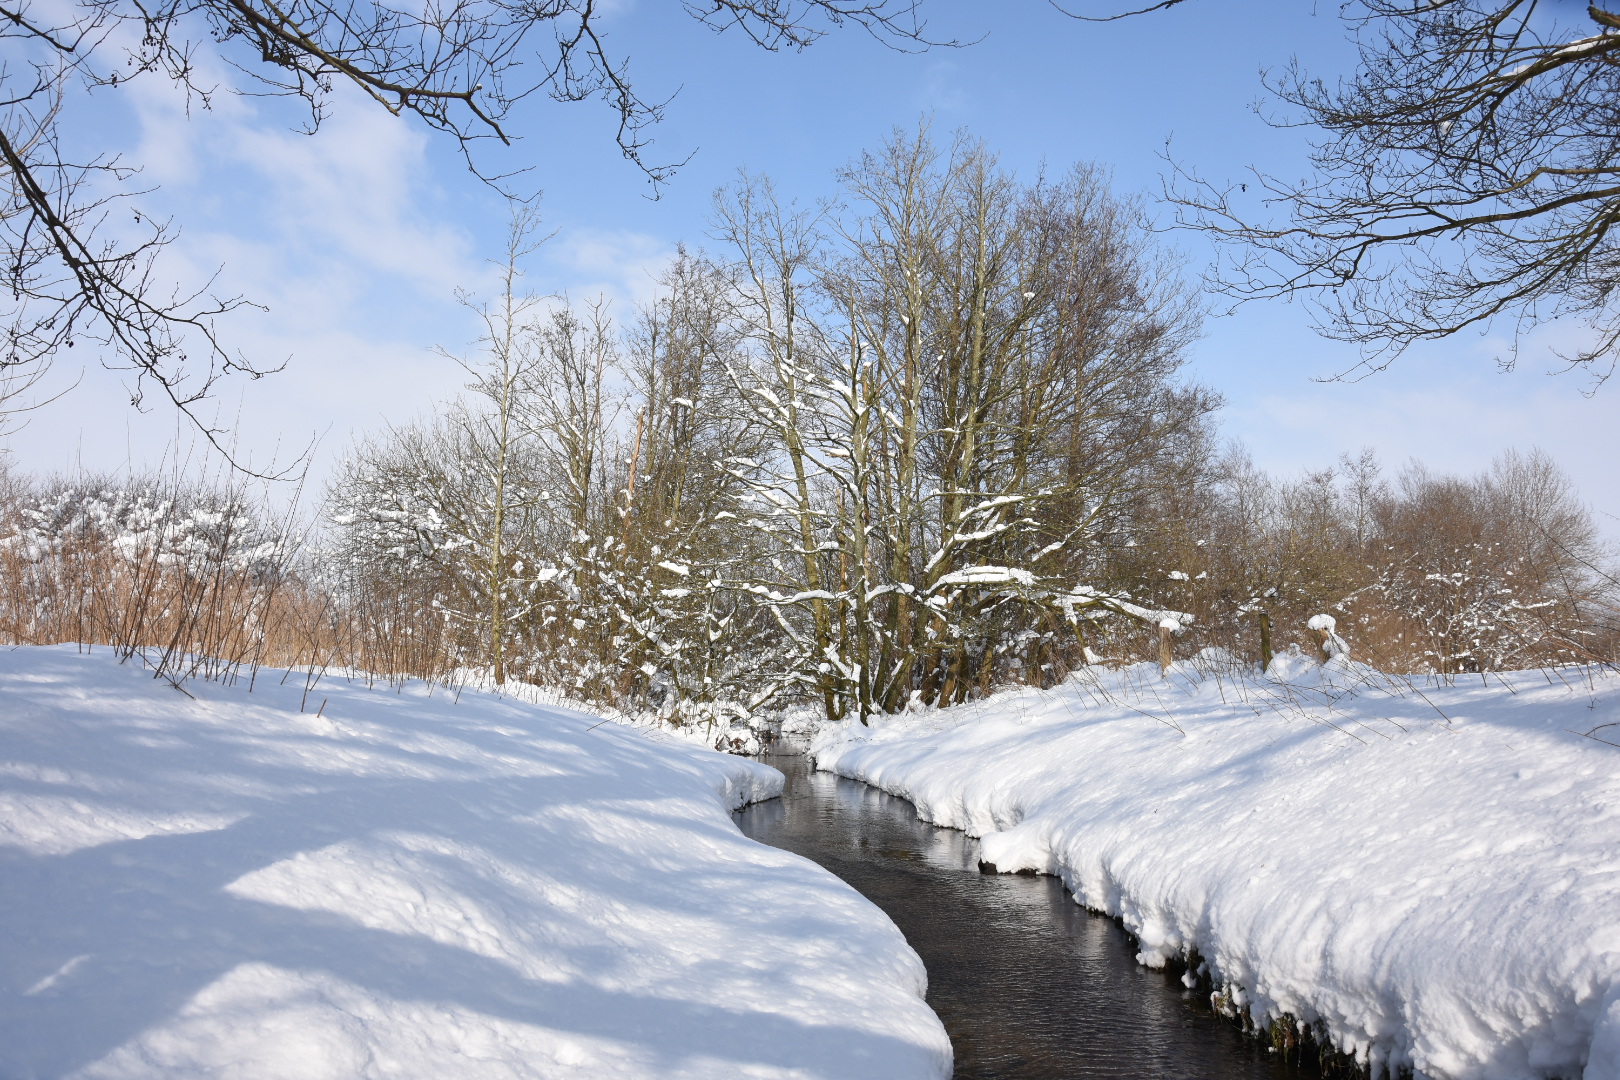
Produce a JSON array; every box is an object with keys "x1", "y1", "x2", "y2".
[{"x1": 7, "y1": 0, "x2": 1617, "y2": 530}]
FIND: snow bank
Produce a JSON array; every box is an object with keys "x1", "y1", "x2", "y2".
[
  {"x1": 812, "y1": 654, "x2": 1620, "y2": 1080},
  {"x1": 0, "y1": 646, "x2": 950, "y2": 1080}
]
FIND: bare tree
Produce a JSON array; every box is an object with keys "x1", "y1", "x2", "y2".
[
  {"x1": 1372, "y1": 449, "x2": 1606, "y2": 671},
  {"x1": 439, "y1": 206, "x2": 554, "y2": 684},
  {"x1": 829, "y1": 128, "x2": 1209, "y2": 706},
  {"x1": 709, "y1": 129, "x2": 1209, "y2": 720},
  {"x1": 610, "y1": 251, "x2": 774, "y2": 729},
  {"x1": 328, "y1": 210, "x2": 555, "y2": 684},
  {"x1": 1121, "y1": 440, "x2": 1615, "y2": 673},
  {"x1": 0, "y1": 0, "x2": 942, "y2": 445},
  {"x1": 1072, "y1": 1, "x2": 1620, "y2": 383},
  {"x1": 712, "y1": 173, "x2": 847, "y2": 719}
]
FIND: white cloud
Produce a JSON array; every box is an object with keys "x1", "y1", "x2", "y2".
[
  {"x1": 4, "y1": 79, "x2": 494, "y2": 484},
  {"x1": 917, "y1": 59, "x2": 968, "y2": 113},
  {"x1": 2, "y1": 76, "x2": 689, "y2": 495},
  {"x1": 545, "y1": 226, "x2": 675, "y2": 311}
]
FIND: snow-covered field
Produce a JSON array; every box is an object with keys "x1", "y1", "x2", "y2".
[
  {"x1": 813, "y1": 653, "x2": 1620, "y2": 1080},
  {"x1": 0, "y1": 645, "x2": 950, "y2": 1080}
]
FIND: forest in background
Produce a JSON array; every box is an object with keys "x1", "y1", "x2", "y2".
[{"x1": 1, "y1": 130, "x2": 1614, "y2": 742}]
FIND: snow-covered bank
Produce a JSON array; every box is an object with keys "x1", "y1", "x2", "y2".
[
  {"x1": 0, "y1": 646, "x2": 950, "y2": 1080},
  {"x1": 812, "y1": 655, "x2": 1620, "y2": 1080}
]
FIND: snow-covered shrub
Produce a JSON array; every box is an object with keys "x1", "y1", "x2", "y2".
[
  {"x1": 324, "y1": 411, "x2": 519, "y2": 683},
  {"x1": 1341, "y1": 452, "x2": 1607, "y2": 673},
  {"x1": 325, "y1": 252, "x2": 786, "y2": 739},
  {"x1": 1109, "y1": 446, "x2": 1614, "y2": 674}
]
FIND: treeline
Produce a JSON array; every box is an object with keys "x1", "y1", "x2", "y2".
[
  {"x1": 1119, "y1": 446, "x2": 1616, "y2": 674},
  {"x1": 0, "y1": 129, "x2": 1613, "y2": 733},
  {"x1": 327, "y1": 130, "x2": 1214, "y2": 727}
]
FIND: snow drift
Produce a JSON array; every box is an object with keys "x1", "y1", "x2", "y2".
[
  {"x1": 812, "y1": 652, "x2": 1620, "y2": 1080},
  {"x1": 0, "y1": 646, "x2": 950, "y2": 1080}
]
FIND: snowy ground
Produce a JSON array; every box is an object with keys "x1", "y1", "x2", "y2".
[
  {"x1": 0, "y1": 645, "x2": 950, "y2": 1080},
  {"x1": 812, "y1": 652, "x2": 1620, "y2": 1080}
]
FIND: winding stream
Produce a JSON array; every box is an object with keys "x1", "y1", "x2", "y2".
[{"x1": 735, "y1": 754, "x2": 1299, "y2": 1080}]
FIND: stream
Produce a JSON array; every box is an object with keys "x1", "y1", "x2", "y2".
[{"x1": 734, "y1": 754, "x2": 1300, "y2": 1080}]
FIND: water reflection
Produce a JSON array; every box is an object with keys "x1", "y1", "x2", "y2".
[{"x1": 735, "y1": 755, "x2": 1297, "y2": 1080}]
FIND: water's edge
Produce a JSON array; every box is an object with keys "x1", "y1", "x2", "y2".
[{"x1": 736, "y1": 753, "x2": 1310, "y2": 1080}]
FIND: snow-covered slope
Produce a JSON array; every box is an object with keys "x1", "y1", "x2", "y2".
[
  {"x1": 0, "y1": 646, "x2": 950, "y2": 1080},
  {"x1": 813, "y1": 654, "x2": 1620, "y2": 1080}
]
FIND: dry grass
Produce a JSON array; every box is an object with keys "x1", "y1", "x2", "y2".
[{"x1": 0, "y1": 469, "x2": 469, "y2": 691}]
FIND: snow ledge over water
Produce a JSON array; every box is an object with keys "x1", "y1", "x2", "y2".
[{"x1": 813, "y1": 654, "x2": 1620, "y2": 1080}]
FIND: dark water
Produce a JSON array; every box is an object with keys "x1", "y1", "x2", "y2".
[{"x1": 735, "y1": 754, "x2": 1297, "y2": 1080}]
